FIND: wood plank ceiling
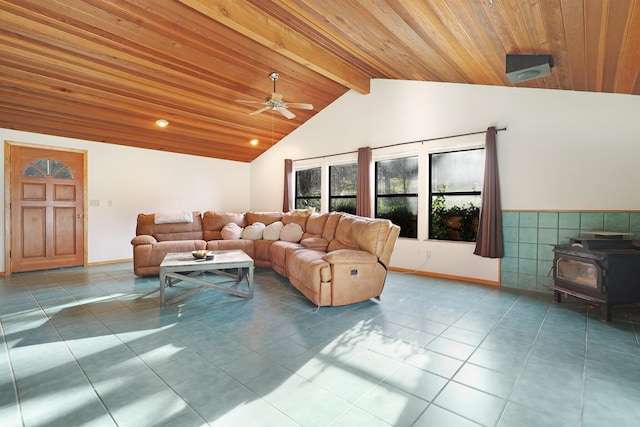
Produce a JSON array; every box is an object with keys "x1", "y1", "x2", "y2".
[{"x1": 2, "y1": 0, "x2": 639, "y2": 162}]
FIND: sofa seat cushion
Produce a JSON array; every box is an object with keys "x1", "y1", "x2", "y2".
[
  {"x1": 323, "y1": 249, "x2": 377, "y2": 265},
  {"x1": 253, "y1": 240, "x2": 275, "y2": 266},
  {"x1": 300, "y1": 237, "x2": 329, "y2": 251},
  {"x1": 207, "y1": 239, "x2": 255, "y2": 258},
  {"x1": 270, "y1": 240, "x2": 301, "y2": 264},
  {"x1": 287, "y1": 249, "x2": 332, "y2": 285},
  {"x1": 133, "y1": 239, "x2": 206, "y2": 276}
]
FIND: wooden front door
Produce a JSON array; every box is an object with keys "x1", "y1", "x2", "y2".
[{"x1": 8, "y1": 144, "x2": 86, "y2": 273}]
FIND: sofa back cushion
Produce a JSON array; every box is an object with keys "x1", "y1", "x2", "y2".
[
  {"x1": 303, "y1": 213, "x2": 329, "y2": 238},
  {"x1": 282, "y1": 212, "x2": 310, "y2": 231},
  {"x1": 203, "y1": 212, "x2": 246, "y2": 240},
  {"x1": 245, "y1": 211, "x2": 283, "y2": 226},
  {"x1": 328, "y1": 214, "x2": 394, "y2": 258},
  {"x1": 136, "y1": 211, "x2": 203, "y2": 242},
  {"x1": 321, "y1": 212, "x2": 343, "y2": 241}
]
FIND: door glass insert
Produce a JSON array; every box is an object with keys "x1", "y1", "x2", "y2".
[{"x1": 23, "y1": 159, "x2": 73, "y2": 179}]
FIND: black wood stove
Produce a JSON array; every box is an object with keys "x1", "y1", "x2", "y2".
[{"x1": 550, "y1": 234, "x2": 640, "y2": 321}]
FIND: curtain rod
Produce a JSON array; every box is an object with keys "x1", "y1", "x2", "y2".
[{"x1": 293, "y1": 127, "x2": 507, "y2": 162}]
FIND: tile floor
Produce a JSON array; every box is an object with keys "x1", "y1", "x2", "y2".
[{"x1": 1, "y1": 263, "x2": 639, "y2": 427}]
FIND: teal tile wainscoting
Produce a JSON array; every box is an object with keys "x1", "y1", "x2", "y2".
[{"x1": 500, "y1": 211, "x2": 640, "y2": 292}]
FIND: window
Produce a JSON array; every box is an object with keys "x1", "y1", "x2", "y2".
[
  {"x1": 375, "y1": 156, "x2": 418, "y2": 238},
  {"x1": 429, "y1": 148, "x2": 484, "y2": 241},
  {"x1": 23, "y1": 158, "x2": 73, "y2": 179},
  {"x1": 329, "y1": 163, "x2": 357, "y2": 214},
  {"x1": 295, "y1": 167, "x2": 321, "y2": 210}
]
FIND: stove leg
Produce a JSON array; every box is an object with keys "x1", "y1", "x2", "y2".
[{"x1": 604, "y1": 304, "x2": 612, "y2": 322}]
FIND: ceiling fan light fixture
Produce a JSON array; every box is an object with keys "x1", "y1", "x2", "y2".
[
  {"x1": 236, "y1": 72, "x2": 313, "y2": 120},
  {"x1": 155, "y1": 119, "x2": 169, "y2": 127}
]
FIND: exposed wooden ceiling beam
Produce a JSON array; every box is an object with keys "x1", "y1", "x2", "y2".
[{"x1": 177, "y1": 0, "x2": 371, "y2": 94}]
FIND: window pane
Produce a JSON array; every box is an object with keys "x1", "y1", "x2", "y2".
[
  {"x1": 295, "y1": 168, "x2": 320, "y2": 197},
  {"x1": 22, "y1": 159, "x2": 73, "y2": 179},
  {"x1": 35, "y1": 159, "x2": 49, "y2": 174},
  {"x1": 296, "y1": 198, "x2": 321, "y2": 210},
  {"x1": 49, "y1": 160, "x2": 64, "y2": 176},
  {"x1": 330, "y1": 197, "x2": 356, "y2": 214},
  {"x1": 429, "y1": 149, "x2": 483, "y2": 241},
  {"x1": 53, "y1": 167, "x2": 73, "y2": 179},
  {"x1": 376, "y1": 157, "x2": 418, "y2": 195},
  {"x1": 375, "y1": 156, "x2": 418, "y2": 238},
  {"x1": 329, "y1": 164, "x2": 357, "y2": 196},
  {"x1": 376, "y1": 195, "x2": 418, "y2": 238},
  {"x1": 431, "y1": 150, "x2": 484, "y2": 193},
  {"x1": 23, "y1": 165, "x2": 44, "y2": 177},
  {"x1": 295, "y1": 167, "x2": 321, "y2": 210},
  {"x1": 329, "y1": 163, "x2": 357, "y2": 214},
  {"x1": 431, "y1": 195, "x2": 480, "y2": 241}
]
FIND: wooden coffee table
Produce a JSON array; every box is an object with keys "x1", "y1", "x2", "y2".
[{"x1": 159, "y1": 250, "x2": 254, "y2": 306}]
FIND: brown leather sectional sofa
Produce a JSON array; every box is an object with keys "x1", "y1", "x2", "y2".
[{"x1": 131, "y1": 210, "x2": 400, "y2": 307}]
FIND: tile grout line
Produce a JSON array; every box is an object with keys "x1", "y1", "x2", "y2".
[
  {"x1": 25, "y1": 284, "x2": 121, "y2": 427},
  {"x1": 0, "y1": 317, "x2": 26, "y2": 427},
  {"x1": 407, "y1": 287, "x2": 526, "y2": 426}
]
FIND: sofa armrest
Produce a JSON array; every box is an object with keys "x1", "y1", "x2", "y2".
[
  {"x1": 323, "y1": 249, "x2": 377, "y2": 265},
  {"x1": 131, "y1": 235, "x2": 157, "y2": 245}
]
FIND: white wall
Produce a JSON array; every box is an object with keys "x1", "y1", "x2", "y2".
[
  {"x1": 250, "y1": 79, "x2": 640, "y2": 283},
  {"x1": 5, "y1": 79, "x2": 640, "y2": 281},
  {"x1": 1, "y1": 129, "x2": 250, "y2": 272}
]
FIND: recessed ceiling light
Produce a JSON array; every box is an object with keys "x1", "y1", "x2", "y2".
[
  {"x1": 249, "y1": 139, "x2": 259, "y2": 146},
  {"x1": 155, "y1": 119, "x2": 169, "y2": 127}
]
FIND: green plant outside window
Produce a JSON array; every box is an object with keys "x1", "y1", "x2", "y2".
[{"x1": 429, "y1": 149, "x2": 484, "y2": 242}]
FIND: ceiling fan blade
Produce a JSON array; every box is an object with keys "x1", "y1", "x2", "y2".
[
  {"x1": 286, "y1": 103, "x2": 313, "y2": 110},
  {"x1": 249, "y1": 107, "x2": 269, "y2": 116},
  {"x1": 277, "y1": 107, "x2": 296, "y2": 119},
  {"x1": 271, "y1": 92, "x2": 283, "y2": 102},
  {"x1": 236, "y1": 99, "x2": 265, "y2": 105}
]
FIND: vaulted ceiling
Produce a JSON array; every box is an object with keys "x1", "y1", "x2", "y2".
[{"x1": 2, "y1": 1, "x2": 639, "y2": 162}]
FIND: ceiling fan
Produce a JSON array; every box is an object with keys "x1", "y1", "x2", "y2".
[{"x1": 236, "y1": 72, "x2": 313, "y2": 119}]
